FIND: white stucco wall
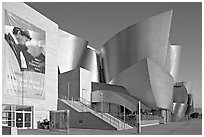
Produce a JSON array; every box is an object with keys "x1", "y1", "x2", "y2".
[{"x1": 2, "y1": 2, "x2": 59, "y2": 129}]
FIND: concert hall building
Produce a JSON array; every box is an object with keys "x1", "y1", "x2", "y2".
[{"x1": 2, "y1": 2, "x2": 193, "y2": 130}]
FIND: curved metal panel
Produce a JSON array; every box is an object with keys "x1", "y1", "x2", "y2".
[
  {"x1": 92, "y1": 82, "x2": 150, "y2": 111},
  {"x1": 110, "y1": 58, "x2": 157, "y2": 108},
  {"x1": 81, "y1": 46, "x2": 100, "y2": 82},
  {"x1": 185, "y1": 94, "x2": 194, "y2": 115},
  {"x1": 147, "y1": 58, "x2": 174, "y2": 110},
  {"x1": 110, "y1": 58, "x2": 174, "y2": 110},
  {"x1": 92, "y1": 90, "x2": 138, "y2": 111},
  {"x1": 173, "y1": 82, "x2": 188, "y2": 104},
  {"x1": 172, "y1": 103, "x2": 187, "y2": 122},
  {"x1": 92, "y1": 82, "x2": 129, "y2": 95},
  {"x1": 166, "y1": 45, "x2": 182, "y2": 82},
  {"x1": 183, "y1": 82, "x2": 193, "y2": 94},
  {"x1": 101, "y1": 11, "x2": 173, "y2": 83},
  {"x1": 187, "y1": 94, "x2": 193, "y2": 106},
  {"x1": 58, "y1": 29, "x2": 88, "y2": 73}
]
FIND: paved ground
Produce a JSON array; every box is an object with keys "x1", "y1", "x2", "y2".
[
  {"x1": 139, "y1": 119, "x2": 202, "y2": 135},
  {"x1": 18, "y1": 119, "x2": 202, "y2": 135}
]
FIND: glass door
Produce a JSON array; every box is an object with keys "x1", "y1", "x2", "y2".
[
  {"x1": 16, "y1": 112, "x2": 23, "y2": 128},
  {"x1": 15, "y1": 111, "x2": 32, "y2": 129},
  {"x1": 2, "y1": 105, "x2": 33, "y2": 129},
  {"x1": 24, "y1": 113, "x2": 31, "y2": 128}
]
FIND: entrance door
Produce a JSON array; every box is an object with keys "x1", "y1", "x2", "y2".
[
  {"x1": 24, "y1": 113, "x2": 31, "y2": 128},
  {"x1": 15, "y1": 111, "x2": 32, "y2": 129},
  {"x1": 16, "y1": 112, "x2": 23, "y2": 128}
]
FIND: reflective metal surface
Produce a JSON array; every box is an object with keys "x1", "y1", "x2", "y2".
[
  {"x1": 187, "y1": 94, "x2": 193, "y2": 106},
  {"x1": 173, "y1": 82, "x2": 188, "y2": 104},
  {"x1": 185, "y1": 94, "x2": 194, "y2": 115},
  {"x1": 91, "y1": 82, "x2": 150, "y2": 111},
  {"x1": 172, "y1": 82, "x2": 193, "y2": 121},
  {"x1": 92, "y1": 90, "x2": 138, "y2": 111},
  {"x1": 110, "y1": 58, "x2": 174, "y2": 110},
  {"x1": 184, "y1": 82, "x2": 194, "y2": 114},
  {"x1": 172, "y1": 103, "x2": 187, "y2": 122},
  {"x1": 166, "y1": 45, "x2": 182, "y2": 82},
  {"x1": 183, "y1": 82, "x2": 193, "y2": 94},
  {"x1": 58, "y1": 29, "x2": 88, "y2": 73},
  {"x1": 81, "y1": 46, "x2": 100, "y2": 82},
  {"x1": 101, "y1": 11, "x2": 173, "y2": 83}
]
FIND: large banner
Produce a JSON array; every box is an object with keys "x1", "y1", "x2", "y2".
[{"x1": 4, "y1": 9, "x2": 45, "y2": 99}]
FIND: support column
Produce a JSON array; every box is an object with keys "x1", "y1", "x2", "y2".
[
  {"x1": 137, "y1": 101, "x2": 141, "y2": 133},
  {"x1": 166, "y1": 110, "x2": 171, "y2": 123},
  {"x1": 161, "y1": 109, "x2": 167, "y2": 124},
  {"x1": 66, "y1": 110, "x2": 70, "y2": 133}
]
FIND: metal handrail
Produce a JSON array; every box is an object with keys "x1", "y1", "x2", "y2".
[
  {"x1": 61, "y1": 97, "x2": 129, "y2": 130},
  {"x1": 61, "y1": 97, "x2": 161, "y2": 129},
  {"x1": 80, "y1": 97, "x2": 132, "y2": 128},
  {"x1": 78, "y1": 97, "x2": 124, "y2": 129}
]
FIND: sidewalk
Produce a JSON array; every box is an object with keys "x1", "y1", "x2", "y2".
[
  {"x1": 17, "y1": 119, "x2": 202, "y2": 135},
  {"x1": 139, "y1": 119, "x2": 202, "y2": 135}
]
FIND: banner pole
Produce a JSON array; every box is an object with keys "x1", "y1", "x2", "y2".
[{"x1": 22, "y1": 71, "x2": 24, "y2": 106}]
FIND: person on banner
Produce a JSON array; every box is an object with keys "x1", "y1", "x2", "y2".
[
  {"x1": 4, "y1": 27, "x2": 45, "y2": 73},
  {"x1": 23, "y1": 39, "x2": 45, "y2": 74}
]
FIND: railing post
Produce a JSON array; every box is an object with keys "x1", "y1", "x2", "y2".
[
  {"x1": 66, "y1": 110, "x2": 70, "y2": 134},
  {"x1": 137, "y1": 101, "x2": 141, "y2": 133},
  {"x1": 123, "y1": 102, "x2": 126, "y2": 130}
]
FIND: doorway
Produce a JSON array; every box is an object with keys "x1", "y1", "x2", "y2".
[
  {"x1": 16, "y1": 111, "x2": 32, "y2": 129},
  {"x1": 2, "y1": 104, "x2": 33, "y2": 129}
]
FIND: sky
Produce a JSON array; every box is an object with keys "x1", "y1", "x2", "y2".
[{"x1": 26, "y1": 2, "x2": 202, "y2": 108}]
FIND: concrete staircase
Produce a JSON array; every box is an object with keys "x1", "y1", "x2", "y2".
[{"x1": 59, "y1": 99, "x2": 133, "y2": 130}]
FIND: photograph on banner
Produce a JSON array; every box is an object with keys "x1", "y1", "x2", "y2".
[{"x1": 3, "y1": 9, "x2": 46, "y2": 99}]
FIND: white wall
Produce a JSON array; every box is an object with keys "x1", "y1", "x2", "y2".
[
  {"x1": 80, "y1": 68, "x2": 92, "y2": 106},
  {"x1": 2, "y1": 2, "x2": 59, "y2": 129}
]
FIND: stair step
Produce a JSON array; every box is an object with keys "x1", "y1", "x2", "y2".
[{"x1": 60, "y1": 99, "x2": 133, "y2": 130}]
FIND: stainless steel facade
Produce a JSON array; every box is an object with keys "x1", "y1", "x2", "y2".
[
  {"x1": 100, "y1": 11, "x2": 174, "y2": 111},
  {"x1": 57, "y1": 10, "x2": 193, "y2": 122},
  {"x1": 183, "y1": 82, "x2": 193, "y2": 94},
  {"x1": 58, "y1": 29, "x2": 88, "y2": 73},
  {"x1": 186, "y1": 94, "x2": 194, "y2": 115},
  {"x1": 101, "y1": 10, "x2": 173, "y2": 83},
  {"x1": 92, "y1": 90, "x2": 138, "y2": 112},
  {"x1": 110, "y1": 58, "x2": 174, "y2": 110},
  {"x1": 172, "y1": 103, "x2": 188, "y2": 122},
  {"x1": 166, "y1": 45, "x2": 182, "y2": 82},
  {"x1": 172, "y1": 82, "x2": 194, "y2": 121},
  {"x1": 81, "y1": 46, "x2": 100, "y2": 82},
  {"x1": 91, "y1": 82, "x2": 150, "y2": 112},
  {"x1": 58, "y1": 30, "x2": 100, "y2": 82},
  {"x1": 173, "y1": 82, "x2": 188, "y2": 104}
]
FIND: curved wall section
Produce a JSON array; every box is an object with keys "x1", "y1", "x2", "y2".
[
  {"x1": 92, "y1": 90, "x2": 138, "y2": 111},
  {"x1": 91, "y1": 82, "x2": 151, "y2": 112},
  {"x1": 110, "y1": 58, "x2": 156, "y2": 108},
  {"x1": 173, "y1": 82, "x2": 188, "y2": 104},
  {"x1": 183, "y1": 82, "x2": 193, "y2": 94},
  {"x1": 92, "y1": 82, "x2": 129, "y2": 95},
  {"x1": 148, "y1": 58, "x2": 174, "y2": 110},
  {"x1": 81, "y1": 46, "x2": 100, "y2": 82},
  {"x1": 110, "y1": 58, "x2": 174, "y2": 110},
  {"x1": 166, "y1": 45, "x2": 182, "y2": 82},
  {"x1": 186, "y1": 94, "x2": 194, "y2": 115},
  {"x1": 101, "y1": 11, "x2": 173, "y2": 83},
  {"x1": 58, "y1": 29, "x2": 88, "y2": 73},
  {"x1": 187, "y1": 94, "x2": 193, "y2": 106},
  {"x1": 172, "y1": 103, "x2": 187, "y2": 122}
]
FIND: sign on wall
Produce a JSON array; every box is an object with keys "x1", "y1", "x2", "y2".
[{"x1": 4, "y1": 9, "x2": 46, "y2": 99}]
